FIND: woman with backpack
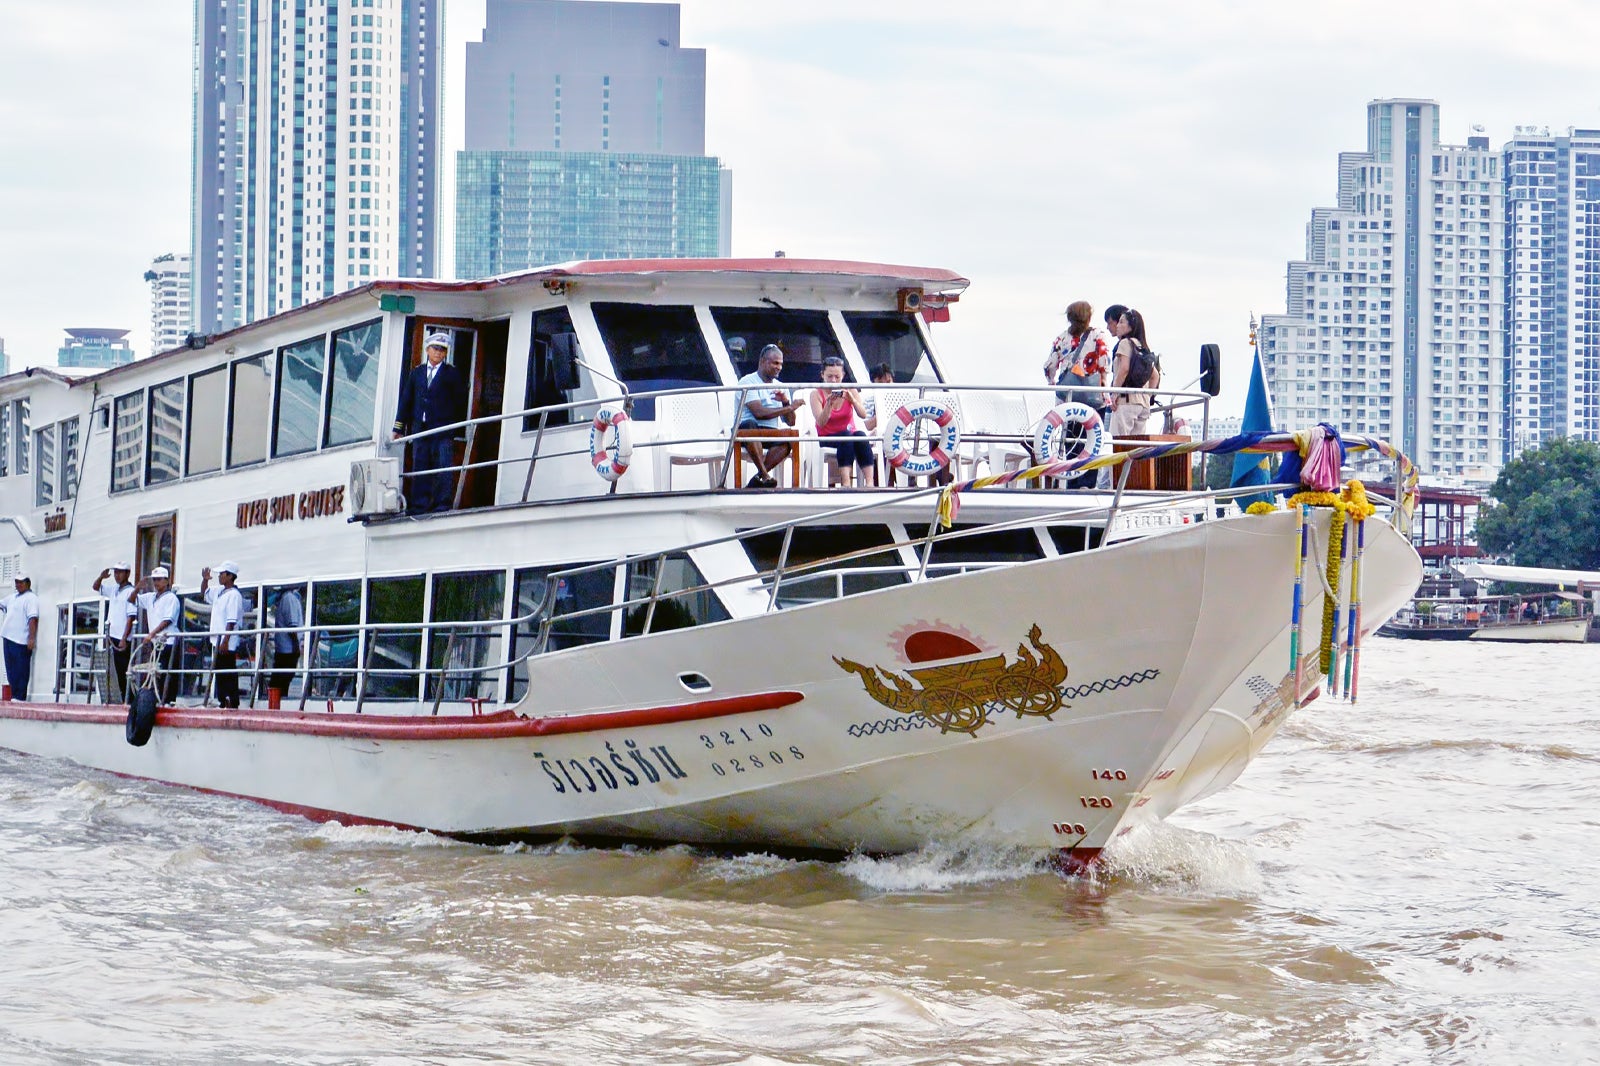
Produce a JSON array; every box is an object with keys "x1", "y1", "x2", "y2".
[{"x1": 1109, "y1": 307, "x2": 1161, "y2": 438}]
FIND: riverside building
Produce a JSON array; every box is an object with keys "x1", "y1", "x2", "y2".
[
  {"x1": 454, "y1": 0, "x2": 731, "y2": 278},
  {"x1": 56, "y1": 328, "x2": 136, "y2": 370},
  {"x1": 145, "y1": 253, "x2": 192, "y2": 356},
  {"x1": 1261, "y1": 99, "x2": 1505, "y2": 482},
  {"x1": 1503, "y1": 127, "x2": 1600, "y2": 454},
  {"x1": 191, "y1": 0, "x2": 442, "y2": 335}
]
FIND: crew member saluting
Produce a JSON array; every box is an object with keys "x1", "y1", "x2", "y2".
[
  {"x1": 392, "y1": 332, "x2": 467, "y2": 514},
  {"x1": 93, "y1": 561, "x2": 137, "y2": 702}
]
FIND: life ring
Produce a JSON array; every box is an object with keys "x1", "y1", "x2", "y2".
[
  {"x1": 589, "y1": 405, "x2": 633, "y2": 482},
  {"x1": 883, "y1": 398, "x2": 961, "y2": 477},
  {"x1": 1034, "y1": 402, "x2": 1104, "y2": 465}
]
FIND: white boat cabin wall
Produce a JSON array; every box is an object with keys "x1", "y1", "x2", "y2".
[{"x1": 0, "y1": 261, "x2": 967, "y2": 707}]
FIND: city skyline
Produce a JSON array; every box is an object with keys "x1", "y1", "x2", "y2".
[{"x1": 3, "y1": 0, "x2": 1600, "y2": 427}]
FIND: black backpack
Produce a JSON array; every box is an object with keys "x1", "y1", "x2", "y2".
[{"x1": 1124, "y1": 342, "x2": 1157, "y2": 390}]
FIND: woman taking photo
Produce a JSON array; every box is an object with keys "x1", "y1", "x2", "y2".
[{"x1": 809, "y1": 356, "x2": 876, "y2": 486}]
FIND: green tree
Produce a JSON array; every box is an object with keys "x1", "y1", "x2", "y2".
[{"x1": 1475, "y1": 437, "x2": 1600, "y2": 570}]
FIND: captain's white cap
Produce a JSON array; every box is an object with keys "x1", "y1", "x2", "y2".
[
  {"x1": 424, "y1": 331, "x2": 452, "y2": 350},
  {"x1": 150, "y1": 566, "x2": 170, "y2": 579},
  {"x1": 217, "y1": 560, "x2": 240, "y2": 577}
]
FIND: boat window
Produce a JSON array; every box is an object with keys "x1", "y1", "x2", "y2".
[
  {"x1": 0, "y1": 403, "x2": 9, "y2": 477},
  {"x1": 1047, "y1": 525, "x2": 1106, "y2": 556},
  {"x1": 741, "y1": 524, "x2": 907, "y2": 606},
  {"x1": 146, "y1": 378, "x2": 186, "y2": 486},
  {"x1": 363, "y1": 575, "x2": 424, "y2": 700},
  {"x1": 174, "y1": 589, "x2": 216, "y2": 700},
  {"x1": 326, "y1": 319, "x2": 381, "y2": 447},
  {"x1": 843, "y1": 312, "x2": 940, "y2": 383},
  {"x1": 274, "y1": 335, "x2": 327, "y2": 458},
  {"x1": 263, "y1": 584, "x2": 306, "y2": 698},
  {"x1": 309, "y1": 578, "x2": 361, "y2": 699},
  {"x1": 112, "y1": 392, "x2": 145, "y2": 492},
  {"x1": 508, "y1": 564, "x2": 614, "y2": 699},
  {"x1": 622, "y1": 554, "x2": 730, "y2": 637},
  {"x1": 430, "y1": 570, "x2": 506, "y2": 702},
  {"x1": 60, "y1": 417, "x2": 79, "y2": 500},
  {"x1": 905, "y1": 523, "x2": 1045, "y2": 569},
  {"x1": 33, "y1": 424, "x2": 54, "y2": 508},
  {"x1": 54, "y1": 600, "x2": 102, "y2": 700},
  {"x1": 591, "y1": 303, "x2": 718, "y2": 412},
  {"x1": 710, "y1": 307, "x2": 846, "y2": 384},
  {"x1": 524, "y1": 306, "x2": 596, "y2": 430},
  {"x1": 186, "y1": 366, "x2": 228, "y2": 477},
  {"x1": 13, "y1": 398, "x2": 28, "y2": 476},
  {"x1": 229, "y1": 355, "x2": 271, "y2": 467}
]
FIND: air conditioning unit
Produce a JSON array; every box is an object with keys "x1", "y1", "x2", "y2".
[{"x1": 349, "y1": 458, "x2": 405, "y2": 517}]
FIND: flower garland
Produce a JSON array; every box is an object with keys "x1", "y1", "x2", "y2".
[{"x1": 1286, "y1": 481, "x2": 1374, "y2": 675}]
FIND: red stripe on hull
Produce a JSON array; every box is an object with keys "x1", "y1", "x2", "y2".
[{"x1": 0, "y1": 690, "x2": 803, "y2": 741}]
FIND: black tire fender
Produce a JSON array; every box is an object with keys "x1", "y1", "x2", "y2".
[{"x1": 125, "y1": 688, "x2": 159, "y2": 747}]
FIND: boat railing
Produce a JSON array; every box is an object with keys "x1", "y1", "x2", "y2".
[
  {"x1": 529, "y1": 470, "x2": 1387, "y2": 648},
  {"x1": 53, "y1": 609, "x2": 548, "y2": 714},
  {"x1": 384, "y1": 379, "x2": 1217, "y2": 505}
]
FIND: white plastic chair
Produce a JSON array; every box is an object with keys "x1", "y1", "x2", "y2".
[
  {"x1": 986, "y1": 391, "x2": 1035, "y2": 482},
  {"x1": 654, "y1": 392, "x2": 728, "y2": 490}
]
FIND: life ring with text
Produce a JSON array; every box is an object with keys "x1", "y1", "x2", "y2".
[
  {"x1": 1034, "y1": 402, "x2": 1104, "y2": 466},
  {"x1": 589, "y1": 405, "x2": 633, "y2": 482},
  {"x1": 883, "y1": 398, "x2": 961, "y2": 477}
]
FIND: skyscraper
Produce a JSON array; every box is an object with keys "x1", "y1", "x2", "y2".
[
  {"x1": 145, "y1": 253, "x2": 193, "y2": 356},
  {"x1": 1260, "y1": 99, "x2": 1505, "y2": 482},
  {"x1": 191, "y1": 0, "x2": 442, "y2": 336},
  {"x1": 1503, "y1": 127, "x2": 1600, "y2": 453},
  {"x1": 455, "y1": 0, "x2": 731, "y2": 278},
  {"x1": 57, "y1": 329, "x2": 136, "y2": 369}
]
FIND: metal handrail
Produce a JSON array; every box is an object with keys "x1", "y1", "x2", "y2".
[
  {"x1": 55, "y1": 608, "x2": 551, "y2": 711},
  {"x1": 531, "y1": 473, "x2": 1368, "y2": 647},
  {"x1": 383, "y1": 380, "x2": 1215, "y2": 504}
]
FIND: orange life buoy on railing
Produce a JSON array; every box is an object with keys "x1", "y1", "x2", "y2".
[
  {"x1": 1034, "y1": 402, "x2": 1104, "y2": 465},
  {"x1": 589, "y1": 405, "x2": 633, "y2": 482},
  {"x1": 882, "y1": 398, "x2": 961, "y2": 477}
]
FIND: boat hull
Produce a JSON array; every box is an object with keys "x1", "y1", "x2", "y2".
[{"x1": 0, "y1": 510, "x2": 1420, "y2": 856}]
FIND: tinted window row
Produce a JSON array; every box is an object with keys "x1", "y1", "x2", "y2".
[{"x1": 111, "y1": 320, "x2": 382, "y2": 492}]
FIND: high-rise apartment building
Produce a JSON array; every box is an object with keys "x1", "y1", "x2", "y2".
[
  {"x1": 455, "y1": 0, "x2": 731, "y2": 278},
  {"x1": 57, "y1": 329, "x2": 136, "y2": 370},
  {"x1": 1503, "y1": 128, "x2": 1600, "y2": 453},
  {"x1": 1260, "y1": 100, "x2": 1505, "y2": 482},
  {"x1": 144, "y1": 253, "x2": 193, "y2": 355},
  {"x1": 191, "y1": 0, "x2": 442, "y2": 335},
  {"x1": 0, "y1": 338, "x2": 9, "y2": 377}
]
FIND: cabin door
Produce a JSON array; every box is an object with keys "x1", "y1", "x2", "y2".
[
  {"x1": 135, "y1": 512, "x2": 176, "y2": 583},
  {"x1": 404, "y1": 318, "x2": 508, "y2": 510}
]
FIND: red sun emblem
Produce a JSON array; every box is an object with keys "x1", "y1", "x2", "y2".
[{"x1": 902, "y1": 629, "x2": 983, "y2": 663}]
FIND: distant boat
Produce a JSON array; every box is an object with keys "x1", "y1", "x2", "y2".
[{"x1": 1378, "y1": 593, "x2": 1594, "y2": 643}]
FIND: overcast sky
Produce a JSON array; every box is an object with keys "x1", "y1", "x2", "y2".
[{"x1": 3, "y1": 0, "x2": 1599, "y2": 415}]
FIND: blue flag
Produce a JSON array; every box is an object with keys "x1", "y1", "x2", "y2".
[{"x1": 1229, "y1": 341, "x2": 1276, "y2": 507}]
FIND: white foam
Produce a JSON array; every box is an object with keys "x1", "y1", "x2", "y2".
[
  {"x1": 309, "y1": 821, "x2": 465, "y2": 849},
  {"x1": 1097, "y1": 822, "x2": 1264, "y2": 896},
  {"x1": 839, "y1": 842, "x2": 1049, "y2": 892}
]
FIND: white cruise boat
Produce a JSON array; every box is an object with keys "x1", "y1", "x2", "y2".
[{"x1": 0, "y1": 258, "x2": 1422, "y2": 869}]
